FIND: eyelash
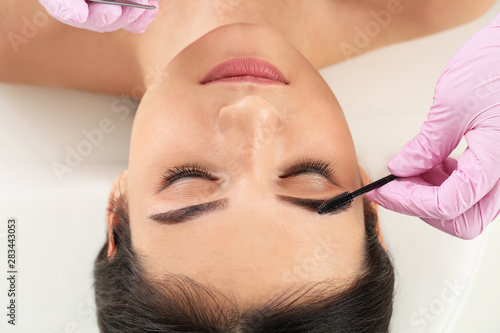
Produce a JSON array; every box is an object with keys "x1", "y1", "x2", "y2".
[
  {"x1": 163, "y1": 163, "x2": 218, "y2": 185},
  {"x1": 162, "y1": 159, "x2": 333, "y2": 187},
  {"x1": 279, "y1": 159, "x2": 333, "y2": 179}
]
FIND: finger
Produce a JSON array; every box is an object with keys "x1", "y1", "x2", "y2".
[
  {"x1": 366, "y1": 158, "x2": 457, "y2": 213},
  {"x1": 370, "y1": 147, "x2": 498, "y2": 220},
  {"x1": 422, "y1": 177, "x2": 500, "y2": 239},
  {"x1": 387, "y1": 50, "x2": 481, "y2": 178},
  {"x1": 86, "y1": 2, "x2": 122, "y2": 27},
  {"x1": 388, "y1": 102, "x2": 465, "y2": 177},
  {"x1": 365, "y1": 176, "x2": 437, "y2": 218},
  {"x1": 122, "y1": 0, "x2": 159, "y2": 33},
  {"x1": 95, "y1": 0, "x2": 146, "y2": 32},
  {"x1": 40, "y1": 0, "x2": 89, "y2": 23},
  {"x1": 420, "y1": 157, "x2": 458, "y2": 186},
  {"x1": 464, "y1": 111, "x2": 500, "y2": 179}
]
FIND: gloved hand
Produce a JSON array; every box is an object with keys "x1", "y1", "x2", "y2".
[
  {"x1": 38, "y1": 0, "x2": 159, "y2": 33},
  {"x1": 366, "y1": 13, "x2": 500, "y2": 240}
]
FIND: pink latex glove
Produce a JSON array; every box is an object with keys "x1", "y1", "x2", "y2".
[
  {"x1": 366, "y1": 13, "x2": 500, "y2": 240},
  {"x1": 39, "y1": 0, "x2": 159, "y2": 33}
]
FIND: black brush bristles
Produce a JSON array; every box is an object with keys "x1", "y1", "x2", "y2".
[
  {"x1": 317, "y1": 191, "x2": 353, "y2": 215},
  {"x1": 317, "y1": 174, "x2": 399, "y2": 215}
]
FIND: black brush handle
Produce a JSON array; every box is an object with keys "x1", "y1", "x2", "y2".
[
  {"x1": 317, "y1": 174, "x2": 399, "y2": 215},
  {"x1": 351, "y1": 174, "x2": 399, "y2": 198}
]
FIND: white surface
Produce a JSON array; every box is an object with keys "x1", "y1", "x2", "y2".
[
  {"x1": 1, "y1": 87, "x2": 134, "y2": 333},
  {"x1": 1, "y1": 3, "x2": 500, "y2": 332}
]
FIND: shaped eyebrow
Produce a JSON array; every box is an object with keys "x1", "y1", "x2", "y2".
[
  {"x1": 276, "y1": 195, "x2": 352, "y2": 214},
  {"x1": 148, "y1": 195, "x2": 352, "y2": 225},
  {"x1": 148, "y1": 199, "x2": 228, "y2": 224}
]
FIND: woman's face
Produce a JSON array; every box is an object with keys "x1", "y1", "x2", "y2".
[{"x1": 125, "y1": 23, "x2": 366, "y2": 307}]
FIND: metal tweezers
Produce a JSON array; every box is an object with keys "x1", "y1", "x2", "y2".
[{"x1": 87, "y1": 0, "x2": 157, "y2": 10}]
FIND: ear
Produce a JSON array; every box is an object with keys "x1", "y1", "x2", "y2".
[{"x1": 107, "y1": 170, "x2": 128, "y2": 258}]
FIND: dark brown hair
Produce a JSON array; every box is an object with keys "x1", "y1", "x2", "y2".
[{"x1": 94, "y1": 195, "x2": 394, "y2": 332}]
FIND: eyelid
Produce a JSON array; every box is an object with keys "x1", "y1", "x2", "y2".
[
  {"x1": 279, "y1": 158, "x2": 333, "y2": 179},
  {"x1": 159, "y1": 163, "x2": 219, "y2": 192},
  {"x1": 158, "y1": 158, "x2": 335, "y2": 193}
]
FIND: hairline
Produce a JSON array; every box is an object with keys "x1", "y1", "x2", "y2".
[{"x1": 106, "y1": 193, "x2": 375, "y2": 321}]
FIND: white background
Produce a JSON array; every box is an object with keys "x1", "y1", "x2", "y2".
[{"x1": 1, "y1": 2, "x2": 500, "y2": 332}]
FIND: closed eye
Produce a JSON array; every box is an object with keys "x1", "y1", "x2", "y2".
[
  {"x1": 158, "y1": 163, "x2": 219, "y2": 192},
  {"x1": 279, "y1": 158, "x2": 333, "y2": 178},
  {"x1": 157, "y1": 158, "x2": 336, "y2": 193}
]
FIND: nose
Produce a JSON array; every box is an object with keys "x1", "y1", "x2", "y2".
[{"x1": 215, "y1": 95, "x2": 286, "y2": 181}]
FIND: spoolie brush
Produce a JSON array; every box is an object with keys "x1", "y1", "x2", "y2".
[{"x1": 317, "y1": 174, "x2": 399, "y2": 215}]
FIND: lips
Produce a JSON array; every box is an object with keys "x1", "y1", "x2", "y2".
[{"x1": 201, "y1": 58, "x2": 288, "y2": 85}]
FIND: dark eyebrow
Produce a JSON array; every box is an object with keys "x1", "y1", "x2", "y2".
[
  {"x1": 277, "y1": 195, "x2": 352, "y2": 215},
  {"x1": 148, "y1": 195, "x2": 352, "y2": 225},
  {"x1": 148, "y1": 199, "x2": 228, "y2": 225}
]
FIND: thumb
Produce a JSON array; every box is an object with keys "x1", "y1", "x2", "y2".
[
  {"x1": 368, "y1": 148, "x2": 497, "y2": 221},
  {"x1": 86, "y1": 3, "x2": 122, "y2": 27},
  {"x1": 365, "y1": 157, "x2": 458, "y2": 218},
  {"x1": 122, "y1": 0, "x2": 160, "y2": 33}
]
